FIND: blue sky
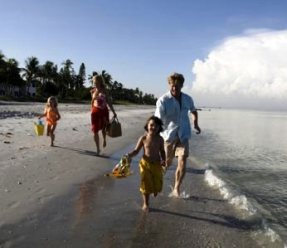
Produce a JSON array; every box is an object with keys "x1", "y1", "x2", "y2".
[{"x1": 1, "y1": 0, "x2": 287, "y2": 109}]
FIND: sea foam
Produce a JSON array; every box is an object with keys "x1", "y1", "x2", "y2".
[
  {"x1": 167, "y1": 185, "x2": 190, "y2": 199},
  {"x1": 251, "y1": 219, "x2": 285, "y2": 247},
  {"x1": 204, "y1": 169, "x2": 257, "y2": 215},
  {"x1": 204, "y1": 168, "x2": 287, "y2": 246}
]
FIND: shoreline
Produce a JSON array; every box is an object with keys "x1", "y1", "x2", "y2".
[{"x1": 0, "y1": 103, "x2": 282, "y2": 247}]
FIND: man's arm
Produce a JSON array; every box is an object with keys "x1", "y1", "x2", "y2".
[
  {"x1": 191, "y1": 110, "x2": 201, "y2": 134},
  {"x1": 154, "y1": 98, "x2": 165, "y2": 119}
]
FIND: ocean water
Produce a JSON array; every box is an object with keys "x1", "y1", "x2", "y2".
[{"x1": 190, "y1": 108, "x2": 287, "y2": 247}]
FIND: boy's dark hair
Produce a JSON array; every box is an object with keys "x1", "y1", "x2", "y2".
[
  {"x1": 144, "y1": 115, "x2": 163, "y2": 133},
  {"x1": 92, "y1": 71, "x2": 98, "y2": 76}
]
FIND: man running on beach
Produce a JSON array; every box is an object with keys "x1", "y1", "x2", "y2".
[{"x1": 155, "y1": 72, "x2": 201, "y2": 197}]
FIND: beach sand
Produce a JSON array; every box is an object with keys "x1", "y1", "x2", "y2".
[{"x1": 0, "y1": 102, "x2": 271, "y2": 247}]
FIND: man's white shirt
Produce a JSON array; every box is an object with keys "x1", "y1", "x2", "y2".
[{"x1": 155, "y1": 91, "x2": 196, "y2": 143}]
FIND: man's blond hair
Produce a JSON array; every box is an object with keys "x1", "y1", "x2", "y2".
[{"x1": 168, "y1": 73, "x2": 185, "y2": 86}]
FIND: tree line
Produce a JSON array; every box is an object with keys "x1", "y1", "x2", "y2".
[{"x1": 0, "y1": 51, "x2": 157, "y2": 105}]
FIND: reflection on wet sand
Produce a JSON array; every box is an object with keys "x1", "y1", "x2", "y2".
[
  {"x1": 74, "y1": 176, "x2": 115, "y2": 226},
  {"x1": 76, "y1": 180, "x2": 97, "y2": 219}
]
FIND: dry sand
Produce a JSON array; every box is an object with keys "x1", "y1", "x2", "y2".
[{"x1": 0, "y1": 102, "x2": 275, "y2": 247}]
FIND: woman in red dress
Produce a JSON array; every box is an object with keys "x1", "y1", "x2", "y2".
[{"x1": 91, "y1": 75, "x2": 116, "y2": 155}]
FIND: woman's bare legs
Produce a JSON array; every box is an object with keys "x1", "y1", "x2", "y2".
[
  {"x1": 93, "y1": 132, "x2": 100, "y2": 155},
  {"x1": 102, "y1": 128, "x2": 106, "y2": 148}
]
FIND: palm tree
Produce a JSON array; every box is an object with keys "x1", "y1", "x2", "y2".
[
  {"x1": 38, "y1": 61, "x2": 59, "y2": 96},
  {"x1": 0, "y1": 51, "x2": 5, "y2": 61},
  {"x1": 110, "y1": 80, "x2": 124, "y2": 100},
  {"x1": 22, "y1": 56, "x2": 40, "y2": 95},
  {"x1": 0, "y1": 51, "x2": 5, "y2": 67},
  {"x1": 61, "y1": 59, "x2": 75, "y2": 89},
  {"x1": 57, "y1": 59, "x2": 75, "y2": 98},
  {"x1": 4, "y1": 58, "x2": 24, "y2": 95},
  {"x1": 40, "y1": 60, "x2": 58, "y2": 84},
  {"x1": 100, "y1": 70, "x2": 113, "y2": 91},
  {"x1": 0, "y1": 51, "x2": 6, "y2": 86},
  {"x1": 76, "y1": 63, "x2": 86, "y2": 90}
]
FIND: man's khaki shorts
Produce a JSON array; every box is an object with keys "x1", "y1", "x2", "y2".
[{"x1": 165, "y1": 138, "x2": 189, "y2": 164}]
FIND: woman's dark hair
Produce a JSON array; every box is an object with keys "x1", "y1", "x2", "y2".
[{"x1": 144, "y1": 115, "x2": 163, "y2": 133}]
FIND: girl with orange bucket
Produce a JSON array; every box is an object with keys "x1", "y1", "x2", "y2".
[{"x1": 38, "y1": 96, "x2": 61, "y2": 146}]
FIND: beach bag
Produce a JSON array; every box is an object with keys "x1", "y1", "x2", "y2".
[
  {"x1": 34, "y1": 120, "x2": 45, "y2": 136},
  {"x1": 106, "y1": 117, "x2": 122, "y2": 138}
]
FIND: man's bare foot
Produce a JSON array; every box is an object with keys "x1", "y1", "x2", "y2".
[
  {"x1": 171, "y1": 189, "x2": 180, "y2": 198},
  {"x1": 96, "y1": 149, "x2": 101, "y2": 156},
  {"x1": 142, "y1": 205, "x2": 149, "y2": 212}
]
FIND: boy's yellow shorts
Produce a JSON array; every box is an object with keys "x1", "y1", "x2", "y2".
[{"x1": 139, "y1": 158, "x2": 163, "y2": 194}]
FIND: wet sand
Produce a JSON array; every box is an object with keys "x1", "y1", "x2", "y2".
[
  {"x1": 0, "y1": 153, "x2": 262, "y2": 247},
  {"x1": 0, "y1": 103, "x2": 266, "y2": 247}
]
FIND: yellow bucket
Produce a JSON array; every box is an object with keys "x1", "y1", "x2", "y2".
[{"x1": 34, "y1": 122, "x2": 45, "y2": 136}]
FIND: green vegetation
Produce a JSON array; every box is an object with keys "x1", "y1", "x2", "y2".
[{"x1": 0, "y1": 51, "x2": 157, "y2": 105}]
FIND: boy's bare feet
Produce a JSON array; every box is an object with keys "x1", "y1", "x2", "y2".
[{"x1": 142, "y1": 204, "x2": 149, "y2": 212}]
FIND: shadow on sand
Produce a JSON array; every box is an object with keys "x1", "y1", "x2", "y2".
[
  {"x1": 55, "y1": 145, "x2": 111, "y2": 158},
  {"x1": 149, "y1": 208, "x2": 261, "y2": 231}
]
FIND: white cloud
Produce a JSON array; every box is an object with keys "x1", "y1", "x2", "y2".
[{"x1": 191, "y1": 29, "x2": 287, "y2": 110}]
